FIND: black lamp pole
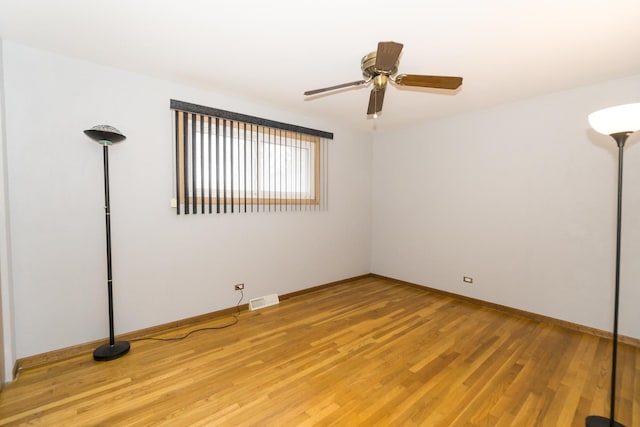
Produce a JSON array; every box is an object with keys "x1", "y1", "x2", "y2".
[
  {"x1": 586, "y1": 102, "x2": 640, "y2": 427},
  {"x1": 84, "y1": 125, "x2": 130, "y2": 362},
  {"x1": 585, "y1": 132, "x2": 629, "y2": 427}
]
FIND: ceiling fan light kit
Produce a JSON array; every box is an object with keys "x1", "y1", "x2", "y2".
[{"x1": 304, "y1": 41, "x2": 463, "y2": 117}]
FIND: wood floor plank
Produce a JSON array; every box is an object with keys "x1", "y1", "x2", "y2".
[{"x1": 1, "y1": 276, "x2": 638, "y2": 426}]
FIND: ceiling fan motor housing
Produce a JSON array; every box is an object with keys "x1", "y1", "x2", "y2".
[
  {"x1": 361, "y1": 52, "x2": 398, "y2": 78},
  {"x1": 373, "y1": 74, "x2": 388, "y2": 88}
]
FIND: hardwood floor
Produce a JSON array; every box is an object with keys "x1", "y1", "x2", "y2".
[{"x1": 1, "y1": 276, "x2": 638, "y2": 426}]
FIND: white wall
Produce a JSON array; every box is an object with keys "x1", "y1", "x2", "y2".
[
  {"x1": 371, "y1": 74, "x2": 640, "y2": 339},
  {"x1": 2, "y1": 41, "x2": 372, "y2": 359},
  {"x1": 0, "y1": 38, "x2": 17, "y2": 382}
]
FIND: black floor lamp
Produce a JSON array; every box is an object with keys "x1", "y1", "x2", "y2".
[
  {"x1": 586, "y1": 103, "x2": 640, "y2": 427},
  {"x1": 84, "y1": 125, "x2": 131, "y2": 362}
]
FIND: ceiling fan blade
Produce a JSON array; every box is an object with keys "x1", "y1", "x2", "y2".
[
  {"x1": 374, "y1": 41, "x2": 403, "y2": 73},
  {"x1": 367, "y1": 87, "x2": 386, "y2": 115},
  {"x1": 395, "y1": 74, "x2": 463, "y2": 90},
  {"x1": 304, "y1": 79, "x2": 367, "y2": 96}
]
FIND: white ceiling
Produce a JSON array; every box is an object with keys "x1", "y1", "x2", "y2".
[{"x1": 1, "y1": 0, "x2": 640, "y2": 132}]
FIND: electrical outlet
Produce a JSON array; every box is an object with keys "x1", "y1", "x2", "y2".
[
  {"x1": 234, "y1": 283, "x2": 245, "y2": 291},
  {"x1": 463, "y1": 276, "x2": 473, "y2": 284}
]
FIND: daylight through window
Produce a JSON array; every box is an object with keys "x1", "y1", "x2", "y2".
[{"x1": 171, "y1": 100, "x2": 332, "y2": 214}]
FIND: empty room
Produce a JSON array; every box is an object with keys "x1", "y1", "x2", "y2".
[{"x1": 1, "y1": 1, "x2": 640, "y2": 426}]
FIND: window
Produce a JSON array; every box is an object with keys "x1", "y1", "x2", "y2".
[{"x1": 171, "y1": 100, "x2": 332, "y2": 214}]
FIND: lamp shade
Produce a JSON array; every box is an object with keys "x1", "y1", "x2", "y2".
[
  {"x1": 84, "y1": 125, "x2": 126, "y2": 145},
  {"x1": 588, "y1": 103, "x2": 640, "y2": 136}
]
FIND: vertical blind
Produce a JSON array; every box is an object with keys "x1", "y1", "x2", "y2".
[{"x1": 171, "y1": 100, "x2": 333, "y2": 215}]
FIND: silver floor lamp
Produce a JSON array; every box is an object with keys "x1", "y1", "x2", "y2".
[
  {"x1": 586, "y1": 103, "x2": 640, "y2": 427},
  {"x1": 84, "y1": 125, "x2": 131, "y2": 362}
]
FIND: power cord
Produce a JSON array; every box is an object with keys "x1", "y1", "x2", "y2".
[{"x1": 131, "y1": 290, "x2": 244, "y2": 342}]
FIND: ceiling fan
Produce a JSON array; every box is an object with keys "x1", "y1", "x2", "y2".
[{"x1": 304, "y1": 41, "x2": 463, "y2": 117}]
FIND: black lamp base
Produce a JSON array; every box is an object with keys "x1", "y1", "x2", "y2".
[
  {"x1": 586, "y1": 415, "x2": 625, "y2": 427},
  {"x1": 93, "y1": 341, "x2": 130, "y2": 361}
]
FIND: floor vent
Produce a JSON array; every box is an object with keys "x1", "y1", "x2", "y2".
[{"x1": 248, "y1": 294, "x2": 280, "y2": 311}]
